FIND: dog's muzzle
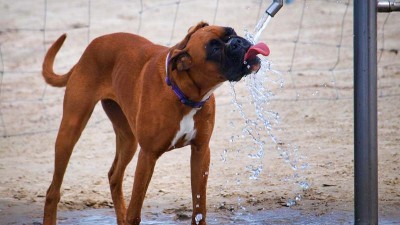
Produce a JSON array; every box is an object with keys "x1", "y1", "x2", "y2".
[{"x1": 227, "y1": 37, "x2": 250, "y2": 55}]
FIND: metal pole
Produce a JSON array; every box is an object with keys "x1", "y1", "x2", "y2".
[{"x1": 354, "y1": 0, "x2": 378, "y2": 224}]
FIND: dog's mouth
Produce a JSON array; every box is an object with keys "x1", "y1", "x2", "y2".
[
  {"x1": 243, "y1": 42, "x2": 270, "y2": 73},
  {"x1": 224, "y1": 40, "x2": 270, "y2": 82}
]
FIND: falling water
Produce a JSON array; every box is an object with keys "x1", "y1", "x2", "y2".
[
  {"x1": 227, "y1": 12, "x2": 309, "y2": 208},
  {"x1": 245, "y1": 13, "x2": 272, "y2": 44}
]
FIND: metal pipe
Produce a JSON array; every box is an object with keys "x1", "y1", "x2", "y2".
[
  {"x1": 377, "y1": 0, "x2": 400, "y2": 12},
  {"x1": 265, "y1": 0, "x2": 283, "y2": 17},
  {"x1": 354, "y1": 0, "x2": 378, "y2": 224}
]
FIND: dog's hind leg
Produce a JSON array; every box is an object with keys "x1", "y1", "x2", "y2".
[
  {"x1": 102, "y1": 99, "x2": 138, "y2": 225},
  {"x1": 43, "y1": 85, "x2": 97, "y2": 225}
]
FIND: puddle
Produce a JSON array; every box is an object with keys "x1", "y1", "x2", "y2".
[
  {"x1": 39, "y1": 208, "x2": 399, "y2": 225},
  {"x1": 3, "y1": 202, "x2": 398, "y2": 225}
]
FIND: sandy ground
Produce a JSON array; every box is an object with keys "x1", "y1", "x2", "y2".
[{"x1": 1, "y1": 0, "x2": 399, "y2": 224}]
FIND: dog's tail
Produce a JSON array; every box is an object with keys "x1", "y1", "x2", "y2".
[{"x1": 42, "y1": 34, "x2": 74, "y2": 87}]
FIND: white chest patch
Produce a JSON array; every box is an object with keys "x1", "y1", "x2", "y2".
[{"x1": 171, "y1": 109, "x2": 198, "y2": 148}]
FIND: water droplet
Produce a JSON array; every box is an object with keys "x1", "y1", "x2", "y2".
[
  {"x1": 286, "y1": 199, "x2": 296, "y2": 207},
  {"x1": 247, "y1": 165, "x2": 263, "y2": 180},
  {"x1": 195, "y1": 213, "x2": 203, "y2": 224},
  {"x1": 291, "y1": 163, "x2": 298, "y2": 171},
  {"x1": 300, "y1": 163, "x2": 309, "y2": 170},
  {"x1": 300, "y1": 181, "x2": 309, "y2": 190},
  {"x1": 220, "y1": 149, "x2": 228, "y2": 163}
]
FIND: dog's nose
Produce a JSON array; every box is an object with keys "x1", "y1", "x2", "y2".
[{"x1": 227, "y1": 37, "x2": 247, "y2": 53}]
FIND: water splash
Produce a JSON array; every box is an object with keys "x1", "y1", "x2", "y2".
[
  {"x1": 226, "y1": 12, "x2": 310, "y2": 209},
  {"x1": 230, "y1": 67, "x2": 310, "y2": 204},
  {"x1": 247, "y1": 165, "x2": 263, "y2": 180},
  {"x1": 228, "y1": 59, "x2": 285, "y2": 181}
]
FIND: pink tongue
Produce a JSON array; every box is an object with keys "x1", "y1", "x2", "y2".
[{"x1": 244, "y1": 42, "x2": 270, "y2": 61}]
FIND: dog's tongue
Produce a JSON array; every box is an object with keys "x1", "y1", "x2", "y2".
[{"x1": 244, "y1": 42, "x2": 270, "y2": 61}]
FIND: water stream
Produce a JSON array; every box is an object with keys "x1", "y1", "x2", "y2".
[
  {"x1": 227, "y1": 12, "x2": 310, "y2": 208},
  {"x1": 245, "y1": 13, "x2": 273, "y2": 44}
]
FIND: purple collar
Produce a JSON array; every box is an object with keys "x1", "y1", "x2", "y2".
[{"x1": 165, "y1": 52, "x2": 210, "y2": 108}]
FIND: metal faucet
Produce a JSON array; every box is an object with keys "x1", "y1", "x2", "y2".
[
  {"x1": 377, "y1": 0, "x2": 400, "y2": 12},
  {"x1": 266, "y1": 0, "x2": 283, "y2": 17}
]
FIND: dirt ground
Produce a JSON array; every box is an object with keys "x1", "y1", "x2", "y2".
[{"x1": 0, "y1": 0, "x2": 399, "y2": 224}]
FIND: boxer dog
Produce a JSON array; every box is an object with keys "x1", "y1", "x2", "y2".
[{"x1": 42, "y1": 22, "x2": 269, "y2": 225}]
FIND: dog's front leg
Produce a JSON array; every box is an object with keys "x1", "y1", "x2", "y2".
[
  {"x1": 190, "y1": 144, "x2": 210, "y2": 225},
  {"x1": 125, "y1": 149, "x2": 158, "y2": 225}
]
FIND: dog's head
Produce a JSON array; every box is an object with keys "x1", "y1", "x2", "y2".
[{"x1": 169, "y1": 22, "x2": 269, "y2": 82}]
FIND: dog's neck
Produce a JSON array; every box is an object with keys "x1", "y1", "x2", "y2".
[{"x1": 165, "y1": 52, "x2": 219, "y2": 108}]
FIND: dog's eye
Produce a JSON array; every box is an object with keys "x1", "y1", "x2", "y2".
[
  {"x1": 212, "y1": 47, "x2": 220, "y2": 54},
  {"x1": 210, "y1": 39, "x2": 220, "y2": 45},
  {"x1": 209, "y1": 39, "x2": 222, "y2": 54},
  {"x1": 223, "y1": 36, "x2": 232, "y2": 43},
  {"x1": 225, "y1": 27, "x2": 236, "y2": 36},
  {"x1": 206, "y1": 39, "x2": 223, "y2": 60}
]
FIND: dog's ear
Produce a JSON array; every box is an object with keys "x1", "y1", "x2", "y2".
[
  {"x1": 172, "y1": 21, "x2": 209, "y2": 50},
  {"x1": 168, "y1": 22, "x2": 208, "y2": 71},
  {"x1": 187, "y1": 21, "x2": 209, "y2": 34},
  {"x1": 169, "y1": 50, "x2": 192, "y2": 71}
]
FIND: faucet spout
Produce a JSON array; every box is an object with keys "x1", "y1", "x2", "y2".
[
  {"x1": 265, "y1": 0, "x2": 283, "y2": 17},
  {"x1": 377, "y1": 0, "x2": 400, "y2": 13}
]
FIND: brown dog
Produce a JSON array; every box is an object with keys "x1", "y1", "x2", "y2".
[{"x1": 42, "y1": 22, "x2": 268, "y2": 225}]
